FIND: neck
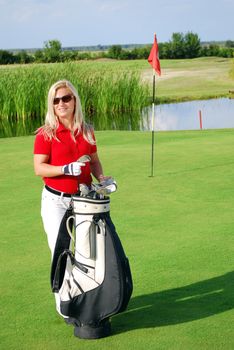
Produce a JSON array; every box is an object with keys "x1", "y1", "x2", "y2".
[{"x1": 59, "y1": 118, "x2": 73, "y2": 130}]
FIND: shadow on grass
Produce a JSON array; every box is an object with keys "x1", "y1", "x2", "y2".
[{"x1": 113, "y1": 271, "x2": 234, "y2": 333}]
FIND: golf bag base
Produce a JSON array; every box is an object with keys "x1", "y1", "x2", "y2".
[{"x1": 74, "y1": 318, "x2": 111, "y2": 339}]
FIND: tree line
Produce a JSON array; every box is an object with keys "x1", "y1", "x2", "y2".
[{"x1": 1, "y1": 32, "x2": 234, "y2": 65}]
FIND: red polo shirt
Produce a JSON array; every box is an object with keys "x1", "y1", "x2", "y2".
[{"x1": 34, "y1": 123, "x2": 97, "y2": 193}]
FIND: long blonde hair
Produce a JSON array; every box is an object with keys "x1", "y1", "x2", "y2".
[{"x1": 37, "y1": 80, "x2": 95, "y2": 144}]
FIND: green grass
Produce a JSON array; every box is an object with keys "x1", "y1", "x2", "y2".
[
  {"x1": 0, "y1": 129, "x2": 234, "y2": 349},
  {"x1": 142, "y1": 57, "x2": 234, "y2": 102}
]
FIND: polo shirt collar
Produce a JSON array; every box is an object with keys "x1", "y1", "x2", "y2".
[
  {"x1": 57, "y1": 122, "x2": 70, "y2": 133},
  {"x1": 56, "y1": 122, "x2": 79, "y2": 135}
]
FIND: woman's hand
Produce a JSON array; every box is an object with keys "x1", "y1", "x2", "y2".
[
  {"x1": 62, "y1": 161, "x2": 85, "y2": 176},
  {"x1": 98, "y1": 174, "x2": 113, "y2": 183}
]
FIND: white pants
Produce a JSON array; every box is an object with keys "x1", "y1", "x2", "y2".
[{"x1": 41, "y1": 187, "x2": 72, "y2": 317}]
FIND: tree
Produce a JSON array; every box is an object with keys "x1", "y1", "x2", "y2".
[
  {"x1": 200, "y1": 45, "x2": 209, "y2": 57},
  {"x1": 107, "y1": 45, "x2": 123, "y2": 59},
  {"x1": 170, "y1": 32, "x2": 185, "y2": 58},
  {"x1": 0, "y1": 50, "x2": 16, "y2": 64},
  {"x1": 218, "y1": 47, "x2": 234, "y2": 58},
  {"x1": 225, "y1": 40, "x2": 234, "y2": 48},
  {"x1": 43, "y1": 39, "x2": 62, "y2": 62},
  {"x1": 34, "y1": 49, "x2": 44, "y2": 62},
  {"x1": 160, "y1": 42, "x2": 173, "y2": 59},
  {"x1": 61, "y1": 50, "x2": 78, "y2": 62},
  {"x1": 17, "y1": 50, "x2": 33, "y2": 64},
  {"x1": 184, "y1": 32, "x2": 201, "y2": 58},
  {"x1": 161, "y1": 32, "x2": 201, "y2": 59},
  {"x1": 207, "y1": 44, "x2": 220, "y2": 56}
]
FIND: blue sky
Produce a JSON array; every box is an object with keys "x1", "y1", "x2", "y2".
[{"x1": 0, "y1": 0, "x2": 233, "y2": 49}]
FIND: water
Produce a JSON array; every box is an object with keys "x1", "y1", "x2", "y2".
[
  {"x1": 1, "y1": 98, "x2": 234, "y2": 138},
  {"x1": 142, "y1": 98, "x2": 234, "y2": 131}
]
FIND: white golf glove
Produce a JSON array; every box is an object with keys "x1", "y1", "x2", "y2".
[{"x1": 62, "y1": 161, "x2": 85, "y2": 176}]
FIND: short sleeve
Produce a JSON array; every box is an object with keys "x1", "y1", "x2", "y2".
[{"x1": 34, "y1": 131, "x2": 51, "y2": 155}]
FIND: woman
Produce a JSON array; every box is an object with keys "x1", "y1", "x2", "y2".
[{"x1": 34, "y1": 79, "x2": 110, "y2": 317}]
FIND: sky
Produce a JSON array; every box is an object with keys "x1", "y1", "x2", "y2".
[{"x1": 0, "y1": 0, "x2": 233, "y2": 50}]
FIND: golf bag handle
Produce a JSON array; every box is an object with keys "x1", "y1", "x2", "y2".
[
  {"x1": 52, "y1": 249, "x2": 88, "y2": 292},
  {"x1": 66, "y1": 215, "x2": 75, "y2": 241}
]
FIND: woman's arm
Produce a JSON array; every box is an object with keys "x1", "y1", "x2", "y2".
[
  {"x1": 90, "y1": 152, "x2": 111, "y2": 182},
  {"x1": 34, "y1": 154, "x2": 63, "y2": 177},
  {"x1": 34, "y1": 152, "x2": 110, "y2": 180}
]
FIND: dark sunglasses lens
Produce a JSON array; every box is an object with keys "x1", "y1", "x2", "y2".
[
  {"x1": 62, "y1": 95, "x2": 73, "y2": 103},
  {"x1": 53, "y1": 95, "x2": 73, "y2": 105}
]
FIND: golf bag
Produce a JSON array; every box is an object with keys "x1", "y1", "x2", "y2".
[{"x1": 50, "y1": 192, "x2": 133, "y2": 339}]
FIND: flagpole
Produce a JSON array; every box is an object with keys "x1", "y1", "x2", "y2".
[
  {"x1": 150, "y1": 71, "x2": 156, "y2": 177},
  {"x1": 148, "y1": 33, "x2": 161, "y2": 177}
]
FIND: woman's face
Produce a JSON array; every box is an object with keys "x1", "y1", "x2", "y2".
[{"x1": 53, "y1": 87, "x2": 75, "y2": 122}]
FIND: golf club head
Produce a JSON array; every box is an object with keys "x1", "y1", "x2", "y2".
[
  {"x1": 79, "y1": 183, "x2": 90, "y2": 196},
  {"x1": 77, "y1": 155, "x2": 91, "y2": 163},
  {"x1": 78, "y1": 179, "x2": 117, "y2": 199},
  {"x1": 99, "y1": 178, "x2": 115, "y2": 187},
  {"x1": 96, "y1": 178, "x2": 117, "y2": 195}
]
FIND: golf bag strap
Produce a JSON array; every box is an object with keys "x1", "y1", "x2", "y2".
[
  {"x1": 50, "y1": 207, "x2": 73, "y2": 291},
  {"x1": 52, "y1": 249, "x2": 88, "y2": 292}
]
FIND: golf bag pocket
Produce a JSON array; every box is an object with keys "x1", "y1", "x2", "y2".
[
  {"x1": 67, "y1": 216, "x2": 94, "y2": 259},
  {"x1": 73, "y1": 215, "x2": 106, "y2": 284},
  {"x1": 75, "y1": 218, "x2": 97, "y2": 260},
  {"x1": 60, "y1": 265, "x2": 100, "y2": 300}
]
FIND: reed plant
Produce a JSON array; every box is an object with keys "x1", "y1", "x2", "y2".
[{"x1": 0, "y1": 62, "x2": 149, "y2": 137}]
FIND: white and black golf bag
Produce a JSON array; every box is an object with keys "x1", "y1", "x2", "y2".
[{"x1": 50, "y1": 186, "x2": 133, "y2": 339}]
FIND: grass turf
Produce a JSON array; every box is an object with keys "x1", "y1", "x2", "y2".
[
  {"x1": 142, "y1": 57, "x2": 234, "y2": 102},
  {"x1": 0, "y1": 129, "x2": 234, "y2": 350}
]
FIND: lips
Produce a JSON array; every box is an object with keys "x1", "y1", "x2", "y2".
[{"x1": 58, "y1": 108, "x2": 69, "y2": 112}]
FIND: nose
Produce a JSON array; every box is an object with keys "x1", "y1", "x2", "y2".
[{"x1": 58, "y1": 99, "x2": 65, "y2": 105}]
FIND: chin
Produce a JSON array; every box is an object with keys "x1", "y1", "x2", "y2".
[{"x1": 59, "y1": 113, "x2": 72, "y2": 119}]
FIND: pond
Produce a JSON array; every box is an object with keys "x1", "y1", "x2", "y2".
[
  {"x1": 1, "y1": 97, "x2": 234, "y2": 138},
  {"x1": 142, "y1": 98, "x2": 234, "y2": 131}
]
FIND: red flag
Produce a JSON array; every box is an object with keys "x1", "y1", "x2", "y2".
[{"x1": 148, "y1": 34, "x2": 161, "y2": 76}]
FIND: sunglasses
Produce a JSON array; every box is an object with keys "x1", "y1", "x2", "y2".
[{"x1": 53, "y1": 94, "x2": 74, "y2": 105}]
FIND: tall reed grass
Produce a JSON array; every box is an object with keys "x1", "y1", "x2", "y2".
[{"x1": 0, "y1": 61, "x2": 149, "y2": 137}]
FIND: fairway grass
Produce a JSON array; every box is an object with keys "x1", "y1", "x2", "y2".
[
  {"x1": 0, "y1": 129, "x2": 234, "y2": 350},
  {"x1": 142, "y1": 57, "x2": 234, "y2": 102}
]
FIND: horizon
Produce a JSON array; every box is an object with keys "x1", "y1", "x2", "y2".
[{"x1": 3, "y1": 39, "x2": 233, "y2": 53}]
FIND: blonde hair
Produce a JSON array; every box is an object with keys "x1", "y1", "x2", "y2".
[{"x1": 37, "y1": 80, "x2": 95, "y2": 144}]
